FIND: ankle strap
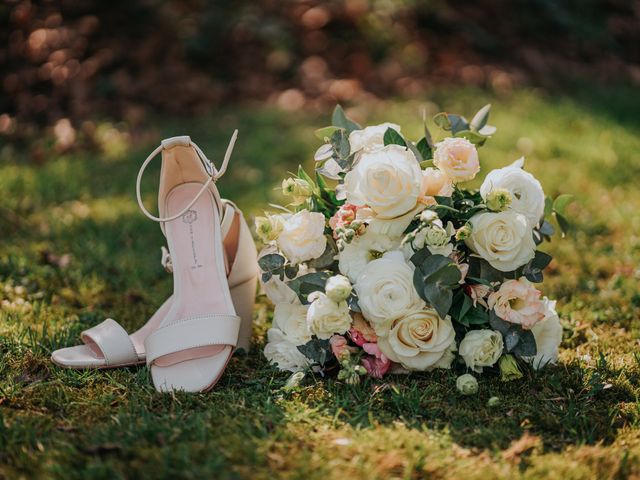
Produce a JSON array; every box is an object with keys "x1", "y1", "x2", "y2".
[{"x1": 135, "y1": 131, "x2": 238, "y2": 223}]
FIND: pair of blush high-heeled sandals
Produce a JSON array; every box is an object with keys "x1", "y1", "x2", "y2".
[{"x1": 51, "y1": 133, "x2": 259, "y2": 393}]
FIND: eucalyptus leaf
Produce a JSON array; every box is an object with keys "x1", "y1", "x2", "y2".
[
  {"x1": 258, "y1": 253, "x2": 285, "y2": 272},
  {"x1": 504, "y1": 327, "x2": 521, "y2": 352},
  {"x1": 314, "y1": 126, "x2": 341, "y2": 141},
  {"x1": 332, "y1": 105, "x2": 361, "y2": 132},
  {"x1": 422, "y1": 283, "x2": 453, "y2": 320},
  {"x1": 470, "y1": 104, "x2": 491, "y2": 131},
  {"x1": 406, "y1": 140, "x2": 423, "y2": 163},
  {"x1": 330, "y1": 129, "x2": 351, "y2": 160},
  {"x1": 554, "y1": 212, "x2": 571, "y2": 237},
  {"x1": 454, "y1": 129, "x2": 487, "y2": 146},
  {"x1": 511, "y1": 330, "x2": 537, "y2": 357},
  {"x1": 489, "y1": 311, "x2": 511, "y2": 335},
  {"x1": 287, "y1": 272, "x2": 331, "y2": 304},
  {"x1": 308, "y1": 238, "x2": 337, "y2": 269},
  {"x1": 297, "y1": 338, "x2": 332, "y2": 367},
  {"x1": 477, "y1": 125, "x2": 497, "y2": 136}
]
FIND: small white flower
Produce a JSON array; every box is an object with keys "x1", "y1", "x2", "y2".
[
  {"x1": 456, "y1": 374, "x2": 479, "y2": 395},
  {"x1": 325, "y1": 275, "x2": 352, "y2": 303},
  {"x1": 277, "y1": 209, "x2": 327, "y2": 265},
  {"x1": 306, "y1": 292, "x2": 352, "y2": 340},
  {"x1": 480, "y1": 159, "x2": 545, "y2": 227},
  {"x1": 458, "y1": 329, "x2": 503, "y2": 372}
]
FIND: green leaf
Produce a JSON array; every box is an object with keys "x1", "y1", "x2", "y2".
[
  {"x1": 554, "y1": 212, "x2": 571, "y2": 237},
  {"x1": 330, "y1": 129, "x2": 351, "y2": 160},
  {"x1": 427, "y1": 265, "x2": 462, "y2": 286},
  {"x1": 465, "y1": 306, "x2": 490, "y2": 325},
  {"x1": 258, "y1": 253, "x2": 286, "y2": 272},
  {"x1": 331, "y1": 105, "x2": 361, "y2": 133},
  {"x1": 406, "y1": 141, "x2": 423, "y2": 162},
  {"x1": 553, "y1": 194, "x2": 574, "y2": 216},
  {"x1": 489, "y1": 311, "x2": 511, "y2": 335},
  {"x1": 544, "y1": 196, "x2": 554, "y2": 217},
  {"x1": 416, "y1": 254, "x2": 452, "y2": 278},
  {"x1": 297, "y1": 338, "x2": 332, "y2": 367},
  {"x1": 287, "y1": 272, "x2": 331, "y2": 304},
  {"x1": 422, "y1": 283, "x2": 453, "y2": 320},
  {"x1": 307, "y1": 238, "x2": 337, "y2": 269},
  {"x1": 531, "y1": 251, "x2": 553, "y2": 270},
  {"x1": 416, "y1": 137, "x2": 433, "y2": 160},
  {"x1": 478, "y1": 125, "x2": 496, "y2": 136},
  {"x1": 454, "y1": 129, "x2": 487, "y2": 146},
  {"x1": 470, "y1": 104, "x2": 491, "y2": 132},
  {"x1": 511, "y1": 329, "x2": 537, "y2": 357},
  {"x1": 314, "y1": 126, "x2": 341, "y2": 140},
  {"x1": 383, "y1": 127, "x2": 406, "y2": 147},
  {"x1": 433, "y1": 112, "x2": 451, "y2": 130}
]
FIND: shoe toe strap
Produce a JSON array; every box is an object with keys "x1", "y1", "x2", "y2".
[
  {"x1": 80, "y1": 318, "x2": 138, "y2": 366},
  {"x1": 145, "y1": 314, "x2": 241, "y2": 366}
]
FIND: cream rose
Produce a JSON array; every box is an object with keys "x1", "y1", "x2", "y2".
[
  {"x1": 480, "y1": 159, "x2": 545, "y2": 227},
  {"x1": 377, "y1": 308, "x2": 456, "y2": 371},
  {"x1": 272, "y1": 303, "x2": 311, "y2": 345},
  {"x1": 433, "y1": 137, "x2": 480, "y2": 183},
  {"x1": 458, "y1": 329, "x2": 503, "y2": 372},
  {"x1": 488, "y1": 277, "x2": 546, "y2": 329},
  {"x1": 526, "y1": 297, "x2": 562, "y2": 369},
  {"x1": 466, "y1": 211, "x2": 535, "y2": 272},
  {"x1": 338, "y1": 229, "x2": 399, "y2": 282},
  {"x1": 422, "y1": 167, "x2": 454, "y2": 198},
  {"x1": 355, "y1": 251, "x2": 425, "y2": 335},
  {"x1": 306, "y1": 292, "x2": 352, "y2": 340},
  {"x1": 349, "y1": 123, "x2": 401, "y2": 154},
  {"x1": 344, "y1": 145, "x2": 425, "y2": 219},
  {"x1": 264, "y1": 328, "x2": 310, "y2": 372},
  {"x1": 277, "y1": 209, "x2": 327, "y2": 265}
]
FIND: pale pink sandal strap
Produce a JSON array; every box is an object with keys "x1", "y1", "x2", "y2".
[
  {"x1": 145, "y1": 314, "x2": 241, "y2": 366},
  {"x1": 136, "y1": 131, "x2": 238, "y2": 224},
  {"x1": 80, "y1": 318, "x2": 138, "y2": 366}
]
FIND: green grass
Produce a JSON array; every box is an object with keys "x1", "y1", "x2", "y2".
[{"x1": 1, "y1": 85, "x2": 640, "y2": 479}]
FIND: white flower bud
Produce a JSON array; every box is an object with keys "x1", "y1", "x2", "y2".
[
  {"x1": 325, "y1": 275, "x2": 352, "y2": 303},
  {"x1": 456, "y1": 373, "x2": 479, "y2": 395}
]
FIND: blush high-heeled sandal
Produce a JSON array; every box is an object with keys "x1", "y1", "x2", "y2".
[{"x1": 51, "y1": 136, "x2": 258, "y2": 377}]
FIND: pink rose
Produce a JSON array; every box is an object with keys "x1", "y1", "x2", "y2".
[
  {"x1": 349, "y1": 314, "x2": 377, "y2": 346},
  {"x1": 361, "y1": 342, "x2": 392, "y2": 378},
  {"x1": 488, "y1": 277, "x2": 546, "y2": 329},
  {"x1": 433, "y1": 137, "x2": 480, "y2": 183}
]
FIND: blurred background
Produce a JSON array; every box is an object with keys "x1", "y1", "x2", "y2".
[{"x1": 1, "y1": 0, "x2": 639, "y2": 154}]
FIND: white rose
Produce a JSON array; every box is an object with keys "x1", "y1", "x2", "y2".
[
  {"x1": 433, "y1": 137, "x2": 480, "y2": 183},
  {"x1": 480, "y1": 158, "x2": 545, "y2": 227},
  {"x1": 466, "y1": 211, "x2": 535, "y2": 272},
  {"x1": 526, "y1": 297, "x2": 563, "y2": 370},
  {"x1": 458, "y1": 329, "x2": 503, "y2": 372},
  {"x1": 277, "y1": 209, "x2": 327, "y2": 265},
  {"x1": 325, "y1": 275, "x2": 352, "y2": 303},
  {"x1": 306, "y1": 292, "x2": 352, "y2": 340},
  {"x1": 344, "y1": 145, "x2": 425, "y2": 219},
  {"x1": 272, "y1": 303, "x2": 311, "y2": 345},
  {"x1": 264, "y1": 328, "x2": 310, "y2": 372},
  {"x1": 354, "y1": 251, "x2": 425, "y2": 335},
  {"x1": 349, "y1": 123, "x2": 401, "y2": 154},
  {"x1": 377, "y1": 308, "x2": 457, "y2": 371},
  {"x1": 338, "y1": 229, "x2": 399, "y2": 282}
]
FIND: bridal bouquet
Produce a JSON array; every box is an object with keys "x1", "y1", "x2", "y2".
[{"x1": 257, "y1": 104, "x2": 571, "y2": 387}]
